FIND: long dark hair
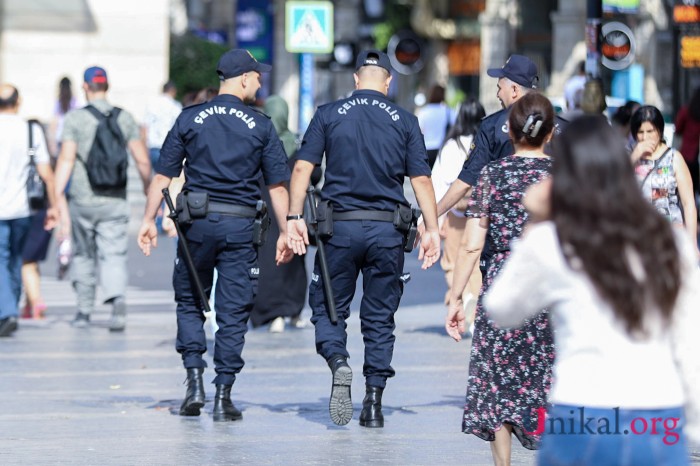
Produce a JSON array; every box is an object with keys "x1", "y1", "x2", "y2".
[
  {"x1": 443, "y1": 98, "x2": 485, "y2": 153},
  {"x1": 58, "y1": 77, "x2": 73, "y2": 114},
  {"x1": 551, "y1": 115, "x2": 681, "y2": 336}
]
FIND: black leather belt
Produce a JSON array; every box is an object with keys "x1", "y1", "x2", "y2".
[
  {"x1": 333, "y1": 210, "x2": 394, "y2": 222},
  {"x1": 208, "y1": 202, "x2": 257, "y2": 218}
]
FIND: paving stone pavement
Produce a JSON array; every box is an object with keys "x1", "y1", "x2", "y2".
[{"x1": 1, "y1": 299, "x2": 540, "y2": 466}]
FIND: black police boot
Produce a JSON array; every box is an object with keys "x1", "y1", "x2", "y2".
[
  {"x1": 179, "y1": 368, "x2": 205, "y2": 416},
  {"x1": 327, "y1": 355, "x2": 353, "y2": 426},
  {"x1": 212, "y1": 384, "x2": 242, "y2": 422},
  {"x1": 359, "y1": 385, "x2": 384, "y2": 428}
]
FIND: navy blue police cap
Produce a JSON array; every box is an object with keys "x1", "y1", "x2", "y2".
[
  {"x1": 217, "y1": 49, "x2": 272, "y2": 80},
  {"x1": 355, "y1": 49, "x2": 392, "y2": 74},
  {"x1": 487, "y1": 55, "x2": 539, "y2": 89}
]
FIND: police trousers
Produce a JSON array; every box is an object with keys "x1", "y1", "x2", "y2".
[
  {"x1": 173, "y1": 214, "x2": 258, "y2": 386},
  {"x1": 309, "y1": 220, "x2": 405, "y2": 389}
]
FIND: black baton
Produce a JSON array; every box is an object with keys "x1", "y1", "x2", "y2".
[
  {"x1": 306, "y1": 185, "x2": 337, "y2": 324},
  {"x1": 162, "y1": 188, "x2": 211, "y2": 314}
]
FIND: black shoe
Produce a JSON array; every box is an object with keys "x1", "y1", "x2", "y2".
[
  {"x1": 359, "y1": 385, "x2": 384, "y2": 428},
  {"x1": 71, "y1": 312, "x2": 90, "y2": 328},
  {"x1": 0, "y1": 316, "x2": 18, "y2": 337},
  {"x1": 179, "y1": 368, "x2": 205, "y2": 416},
  {"x1": 212, "y1": 384, "x2": 242, "y2": 421},
  {"x1": 327, "y1": 355, "x2": 353, "y2": 426}
]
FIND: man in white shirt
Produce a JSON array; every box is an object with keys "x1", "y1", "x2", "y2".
[
  {"x1": 142, "y1": 81, "x2": 182, "y2": 170},
  {"x1": 0, "y1": 84, "x2": 57, "y2": 336}
]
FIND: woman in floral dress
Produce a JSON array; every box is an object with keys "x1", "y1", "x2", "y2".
[{"x1": 446, "y1": 92, "x2": 556, "y2": 465}]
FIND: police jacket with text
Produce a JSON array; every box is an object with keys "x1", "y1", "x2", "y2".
[
  {"x1": 296, "y1": 89, "x2": 431, "y2": 213},
  {"x1": 157, "y1": 94, "x2": 290, "y2": 207}
]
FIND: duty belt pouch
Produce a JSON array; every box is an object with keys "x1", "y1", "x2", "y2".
[
  {"x1": 252, "y1": 200, "x2": 270, "y2": 246},
  {"x1": 315, "y1": 200, "x2": 334, "y2": 238},
  {"x1": 186, "y1": 192, "x2": 209, "y2": 219},
  {"x1": 175, "y1": 192, "x2": 192, "y2": 225},
  {"x1": 393, "y1": 204, "x2": 413, "y2": 233}
]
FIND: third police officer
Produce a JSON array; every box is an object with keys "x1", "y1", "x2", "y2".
[
  {"x1": 286, "y1": 50, "x2": 441, "y2": 428},
  {"x1": 137, "y1": 49, "x2": 292, "y2": 421}
]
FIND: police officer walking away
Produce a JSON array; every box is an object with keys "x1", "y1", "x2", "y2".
[
  {"x1": 137, "y1": 49, "x2": 293, "y2": 421},
  {"x1": 430, "y1": 55, "x2": 540, "y2": 219},
  {"x1": 286, "y1": 50, "x2": 441, "y2": 428}
]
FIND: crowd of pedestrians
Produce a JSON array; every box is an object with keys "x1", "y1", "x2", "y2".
[{"x1": 0, "y1": 46, "x2": 699, "y2": 465}]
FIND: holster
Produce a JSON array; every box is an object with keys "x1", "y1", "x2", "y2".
[
  {"x1": 395, "y1": 205, "x2": 421, "y2": 253},
  {"x1": 315, "y1": 200, "x2": 333, "y2": 238},
  {"x1": 252, "y1": 200, "x2": 270, "y2": 246}
]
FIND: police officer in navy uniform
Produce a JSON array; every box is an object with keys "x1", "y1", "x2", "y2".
[
  {"x1": 286, "y1": 50, "x2": 441, "y2": 428},
  {"x1": 137, "y1": 49, "x2": 292, "y2": 421},
  {"x1": 419, "y1": 55, "x2": 558, "y2": 278},
  {"x1": 433, "y1": 55, "x2": 541, "y2": 218}
]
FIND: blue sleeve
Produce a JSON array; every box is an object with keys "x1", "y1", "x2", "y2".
[
  {"x1": 156, "y1": 118, "x2": 185, "y2": 178},
  {"x1": 295, "y1": 110, "x2": 326, "y2": 165},
  {"x1": 457, "y1": 123, "x2": 491, "y2": 187},
  {"x1": 261, "y1": 123, "x2": 291, "y2": 185},
  {"x1": 406, "y1": 116, "x2": 431, "y2": 177}
]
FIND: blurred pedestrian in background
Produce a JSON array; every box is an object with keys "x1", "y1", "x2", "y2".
[
  {"x1": 250, "y1": 94, "x2": 308, "y2": 333},
  {"x1": 47, "y1": 77, "x2": 78, "y2": 281},
  {"x1": 48, "y1": 77, "x2": 78, "y2": 157},
  {"x1": 430, "y1": 97, "x2": 485, "y2": 337},
  {"x1": 143, "y1": 80, "x2": 182, "y2": 172},
  {"x1": 142, "y1": 80, "x2": 182, "y2": 233},
  {"x1": 611, "y1": 100, "x2": 641, "y2": 152},
  {"x1": 630, "y1": 105, "x2": 698, "y2": 254},
  {"x1": 446, "y1": 93, "x2": 556, "y2": 465},
  {"x1": 563, "y1": 60, "x2": 586, "y2": 112},
  {"x1": 21, "y1": 121, "x2": 54, "y2": 320},
  {"x1": 54, "y1": 66, "x2": 151, "y2": 332},
  {"x1": 0, "y1": 84, "x2": 57, "y2": 336},
  {"x1": 416, "y1": 84, "x2": 451, "y2": 168},
  {"x1": 674, "y1": 86, "x2": 700, "y2": 201},
  {"x1": 486, "y1": 115, "x2": 700, "y2": 465}
]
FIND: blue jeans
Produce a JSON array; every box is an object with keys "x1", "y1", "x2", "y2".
[
  {"x1": 537, "y1": 404, "x2": 689, "y2": 466},
  {"x1": 0, "y1": 217, "x2": 32, "y2": 319}
]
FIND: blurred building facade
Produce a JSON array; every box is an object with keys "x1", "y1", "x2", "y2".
[
  {"x1": 0, "y1": 0, "x2": 172, "y2": 123},
  {"x1": 0, "y1": 0, "x2": 687, "y2": 126}
]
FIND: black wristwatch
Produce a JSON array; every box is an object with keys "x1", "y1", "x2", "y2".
[{"x1": 286, "y1": 214, "x2": 304, "y2": 220}]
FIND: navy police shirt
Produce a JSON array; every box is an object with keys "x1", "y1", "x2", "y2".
[
  {"x1": 457, "y1": 107, "x2": 512, "y2": 187},
  {"x1": 157, "y1": 94, "x2": 290, "y2": 207},
  {"x1": 296, "y1": 89, "x2": 431, "y2": 213}
]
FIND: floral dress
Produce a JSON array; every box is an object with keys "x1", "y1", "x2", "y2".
[{"x1": 462, "y1": 155, "x2": 555, "y2": 449}]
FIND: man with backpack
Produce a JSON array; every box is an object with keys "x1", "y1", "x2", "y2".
[{"x1": 54, "y1": 66, "x2": 151, "y2": 332}]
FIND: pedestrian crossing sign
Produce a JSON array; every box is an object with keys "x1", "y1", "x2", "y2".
[{"x1": 285, "y1": 1, "x2": 334, "y2": 54}]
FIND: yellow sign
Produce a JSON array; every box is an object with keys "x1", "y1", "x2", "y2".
[{"x1": 681, "y1": 35, "x2": 700, "y2": 68}]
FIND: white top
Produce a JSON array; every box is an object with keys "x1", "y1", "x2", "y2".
[
  {"x1": 564, "y1": 75, "x2": 586, "y2": 111},
  {"x1": 0, "y1": 114, "x2": 50, "y2": 220},
  {"x1": 143, "y1": 94, "x2": 182, "y2": 149},
  {"x1": 416, "y1": 103, "x2": 452, "y2": 150},
  {"x1": 431, "y1": 135, "x2": 473, "y2": 217},
  {"x1": 484, "y1": 222, "x2": 700, "y2": 441}
]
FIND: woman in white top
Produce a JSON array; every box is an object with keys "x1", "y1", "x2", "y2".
[
  {"x1": 484, "y1": 115, "x2": 700, "y2": 465},
  {"x1": 431, "y1": 98, "x2": 485, "y2": 328}
]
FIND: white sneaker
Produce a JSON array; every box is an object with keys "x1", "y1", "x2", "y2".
[
  {"x1": 268, "y1": 316, "x2": 285, "y2": 333},
  {"x1": 289, "y1": 315, "x2": 308, "y2": 329}
]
